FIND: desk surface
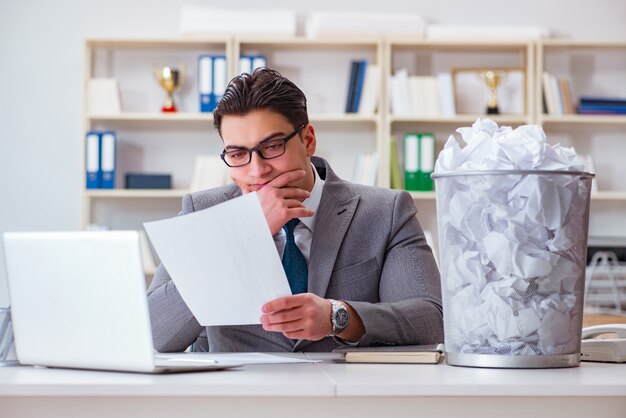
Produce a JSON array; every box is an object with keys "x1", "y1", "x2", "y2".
[
  {"x1": 1, "y1": 354, "x2": 626, "y2": 418},
  {"x1": 1, "y1": 353, "x2": 626, "y2": 397}
]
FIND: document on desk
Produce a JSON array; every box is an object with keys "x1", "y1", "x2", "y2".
[
  {"x1": 178, "y1": 353, "x2": 321, "y2": 365},
  {"x1": 144, "y1": 192, "x2": 292, "y2": 326}
]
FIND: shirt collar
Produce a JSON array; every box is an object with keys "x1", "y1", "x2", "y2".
[{"x1": 299, "y1": 162, "x2": 324, "y2": 232}]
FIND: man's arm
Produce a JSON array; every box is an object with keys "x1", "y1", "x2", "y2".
[
  {"x1": 261, "y1": 191, "x2": 443, "y2": 345},
  {"x1": 345, "y1": 191, "x2": 443, "y2": 346}
]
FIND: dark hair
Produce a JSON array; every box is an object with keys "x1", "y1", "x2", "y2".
[{"x1": 213, "y1": 68, "x2": 309, "y2": 137}]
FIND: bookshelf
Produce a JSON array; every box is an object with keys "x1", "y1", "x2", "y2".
[
  {"x1": 384, "y1": 40, "x2": 535, "y2": 237},
  {"x1": 81, "y1": 37, "x2": 626, "y2": 262},
  {"x1": 81, "y1": 37, "x2": 385, "y2": 239},
  {"x1": 537, "y1": 40, "x2": 626, "y2": 237}
]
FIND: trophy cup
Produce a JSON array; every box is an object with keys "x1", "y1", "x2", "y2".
[
  {"x1": 480, "y1": 70, "x2": 507, "y2": 115},
  {"x1": 152, "y1": 66, "x2": 184, "y2": 112}
]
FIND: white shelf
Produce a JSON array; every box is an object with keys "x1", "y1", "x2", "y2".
[
  {"x1": 409, "y1": 191, "x2": 436, "y2": 200},
  {"x1": 390, "y1": 115, "x2": 530, "y2": 125},
  {"x1": 541, "y1": 115, "x2": 626, "y2": 125},
  {"x1": 591, "y1": 191, "x2": 626, "y2": 201},
  {"x1": 88, "y1": 113, "x2": 380, "y2": 124},
  {"x1": 237, "y1": 36, "x2": 381, "y2": 48},
  {"x1": 88, "y1": 113, "x2": 214, "y2": 123},
  {"x1": 309, "y1": 113, "x2": 380, "y2": 123},
  {"x1": 85, "y1": 189, "x2": 188, "y2": 198},
  {"x1": 86, "y1": 38, "x2": 229, "y2": 48},
  {"x1": 389, "y1": 39, "x2": 533, "y2": 49}
]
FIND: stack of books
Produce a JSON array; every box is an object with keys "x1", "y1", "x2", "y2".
[
  {"x1": 577, "y1": 97, "x2": 626, "y2": 115},
  {"x1": 389, "y1": 69, "x2": 455, "y2": 118}
]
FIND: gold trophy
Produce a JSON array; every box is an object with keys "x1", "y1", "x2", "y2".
[
  {"x1": 152, "y1": 66, "x2": 184, "y2": 112},
  {"x1": 480, "y1": 70, "x2": 507, "y2": 115}
]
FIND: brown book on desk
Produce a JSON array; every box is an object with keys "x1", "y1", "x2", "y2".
[{"x1": 334, "y1": 344, "x2": 444, "y2": 364}]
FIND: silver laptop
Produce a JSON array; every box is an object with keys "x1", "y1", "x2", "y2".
[{"x1": 3, "y1": 230, "x2": 239, "y2": 373}]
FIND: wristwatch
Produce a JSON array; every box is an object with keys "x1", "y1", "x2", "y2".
[{"x1": 329, "y1": 299, "x2": 349, "y2": 336}]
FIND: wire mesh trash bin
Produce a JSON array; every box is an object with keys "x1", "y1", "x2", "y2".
[{"x1": 432, "y1": 170, "x2": 595, "y2": 368}]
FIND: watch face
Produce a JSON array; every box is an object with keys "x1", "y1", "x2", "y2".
[{"x1": 334, "y1": 307, "x2": 349, "y2": 329}]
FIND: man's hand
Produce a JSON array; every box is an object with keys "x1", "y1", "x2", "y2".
[
  {"x1": 255, "y1": 169, "x2": 315, "y2": 235},
  {"x1": 260, "y1": 293, "x2": 332, "y2": 341}
]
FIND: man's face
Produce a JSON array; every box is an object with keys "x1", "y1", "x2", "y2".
[{"x1": 220, "y1": 109, "x2": 316, "y2": 193}]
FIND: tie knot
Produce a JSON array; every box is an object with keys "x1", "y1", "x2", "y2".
[{"x1": 283, "y1": 218, "x2": 300, "y2": 236}]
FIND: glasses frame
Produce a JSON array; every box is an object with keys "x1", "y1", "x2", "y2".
[{"x1": 220, "y1": 124, "x2": 306, "y2": 168}]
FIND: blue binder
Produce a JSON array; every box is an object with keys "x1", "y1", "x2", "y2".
[
  {"x1": 85, "y1": 131, "x2": 101, "y2": 189},
  {"x1": 198, "y1": 55, "x2": 213, "y2": 113},
  {"x1": 100, "y1": 131, "x2": 116, "y2": 189},
  {"x1": 212, "y1": 55, "x2": 227, "y2": 110}
]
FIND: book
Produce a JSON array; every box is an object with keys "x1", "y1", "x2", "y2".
[
  {"x1": 352, "y1": 60, "x2": 367, "y2": 112},
  {"x1": 345, "y1": 61, "x2": 359, "y2": 113},
  {"x1": 418, "y1": 133, "x2": 435, "y2": 191},
  {"x1": 85, "y1": 132, "x2": 101, "y2": 189},
  {"x1": 100, "y1": 131, "x2": 116, "y2": 189},
  {"x1": 389, "y1": 136, "x2": 403, "y2": 190},
  {"x1": 357, "y1": 64, "x2": 381, "y2": 115},
  {"x1": 334, "y1": 344, "x2": 444, "y2": 364},
  {"x1": 198, "y1": 55, "x2": 214, "y2": 112},
  {"x1": 189, "y1": 155, "x2": 229, "y2": 192},
  {"x1": 403, "y1": 133, "x2": 420, "y2": 191},
  {"x1": 436, "y1": 72, "x2": 456, "y2": 117},
  {"x1": 560, "y1": 78, "x2": 574, "y2": 114},
  {"x1": 390, "y1": 69, "x2": 411, "y2": 116}
]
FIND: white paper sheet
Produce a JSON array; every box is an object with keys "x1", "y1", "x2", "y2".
[
  {"x1": 144, "y1": 192, "x2": 292, "y2": 326},
  {"x1": 158, "y1": 352, "x2": 319, "y2": 365}
]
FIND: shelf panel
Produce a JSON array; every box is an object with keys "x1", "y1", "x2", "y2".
[
  {"x1": 85, "y1": 189, "x2": 188, "y2": 198},
  {"x1": 409, "y1": 191, "x2": 436, "y2": 200},
  {"x1": 88, "y1": 113, "x2": 380, "y2": 124},
  {"x1": 237, "y1": 36, "x2": 381, "y2": 49},
  {"x1": 389, "y1": 40, "x2": 532, "y2": 49},
  {"x1": 309, "y1": 113, "x2": 380, "y2": 123},
  {"x1": 390, "y1": 115, "x2": 530, "y2": 125},
  {"x1": 88, "y1": 113, "x2": 214, "y2": 122},
  {"x1": 591, "y1": 191, "x2": 626, "y2": 201},
  {"x1": 540, "y1": 39, "x2": 626, "y2": 49},
  {"x1": 541, "y1": 115, "x2": 626, "y2": 125},
  {"x1": 86, "y1": 38, "x2": 229, "y2": 49}
]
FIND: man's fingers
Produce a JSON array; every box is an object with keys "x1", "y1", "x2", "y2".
[
  {"x1": 262, "y1": 294, "x2": 306, "y2": 313},
  {"x1": 277, "y1": 187, "x2": 311, "y2": 201},
  {"x1": 267, "y1": 169, "x2": 306, "y2": 188}
]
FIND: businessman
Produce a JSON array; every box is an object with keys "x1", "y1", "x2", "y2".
[{"x1": 147, "y1": 68, "x2": 443, "y2": 352}]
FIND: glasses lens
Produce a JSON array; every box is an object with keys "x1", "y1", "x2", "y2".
[
  {"x1": 224, "y1": 149, "x2": 250, "y2": 167},
  {"x1": 258, "y1": 140, "x2": 286, "y2": 159}
]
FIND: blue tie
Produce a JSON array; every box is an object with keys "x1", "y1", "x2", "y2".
[{"x1": 282, "y1": 219, "x2": 308, "y2": 294}]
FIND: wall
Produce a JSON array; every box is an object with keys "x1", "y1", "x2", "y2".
[{"x1": 1, "y1": 0, "x2": 626, "y2": 306}]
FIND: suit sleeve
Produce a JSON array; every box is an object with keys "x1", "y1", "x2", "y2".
[
  {"x1": 346, "y1": 192, "x2": 444, "y2": 346},
  {"x1": 146, "y1": 193, "x2": 204, "y2": 353}
]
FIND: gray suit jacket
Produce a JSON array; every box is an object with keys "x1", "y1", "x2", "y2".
[{"x1": 147, "y1": 156, "x2": 443, "y2": 352}]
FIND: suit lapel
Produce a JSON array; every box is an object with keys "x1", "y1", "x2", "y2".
[
  {"x1": 294, "y1": 158, "x2": 359, "y2": 351},
  {"x1": 307, "y1": 191, "x2": 359, "y2": 297}
]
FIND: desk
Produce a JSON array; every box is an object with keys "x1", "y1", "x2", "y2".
[{"x1": 1, "y1": 354, "x2": 625, "y2": 418}]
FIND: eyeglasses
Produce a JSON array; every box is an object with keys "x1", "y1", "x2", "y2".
[{"x1": 220, "y1": 125, "x2": 306, "y2": 168}]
